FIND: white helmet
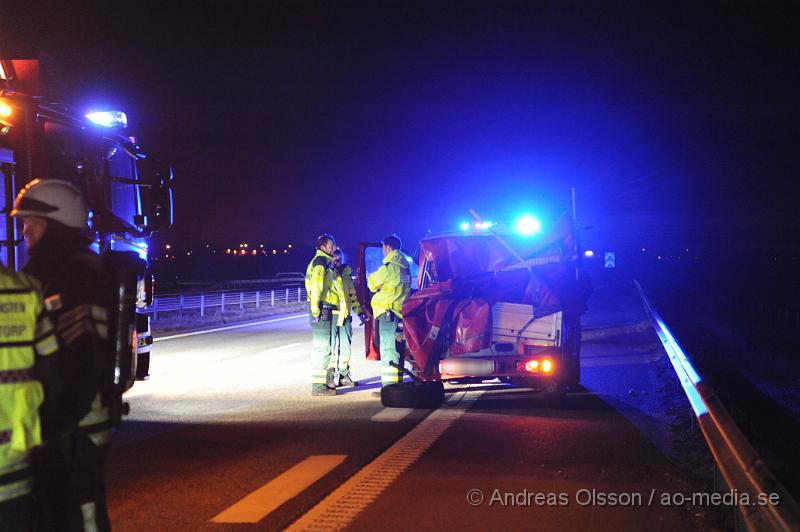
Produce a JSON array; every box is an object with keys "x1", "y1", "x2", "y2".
[{"x1": 10, "y1": 179, "x2": 89, "y2": 229}]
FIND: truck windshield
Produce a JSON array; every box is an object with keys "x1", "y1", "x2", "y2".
[{"x1": 40, "y1": 118, "x2": 139, "y2": 230}]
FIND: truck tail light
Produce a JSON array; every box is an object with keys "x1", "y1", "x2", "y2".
[{"x1": 518, "y1": 358, "x2": 554, "y2": 374}]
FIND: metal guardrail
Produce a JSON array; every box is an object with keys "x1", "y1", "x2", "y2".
[
  {"x1": 635, "y1": 280, "x2": 800, "y2": 532},
  {"x1": 149, "y1": 287, "x2": 307, "y2": 320}
]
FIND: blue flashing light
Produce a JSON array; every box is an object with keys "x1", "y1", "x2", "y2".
[
  {"x1": 459, "y1": 222, "x2": 470, "y2": 231},
  {"x1": 480, "y1": 220, "x2": 493, "y2": 229},
  {"x1": 513, "y1": 214, "x2": 542, "y2": 236},
  {"x1": 85, "y1": 111, "x2": 128, "y2": 128}
]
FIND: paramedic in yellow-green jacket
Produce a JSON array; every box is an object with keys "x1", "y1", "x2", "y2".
[
  {"x1": 367, "y1": 234, "x2": 411, "y2": 390},
  {"x1": 305, "y1": 234, "x2": 339, "y2": 396},
  {"x1": 329, "y1": 250, "x2": 365, "y2": 387}
]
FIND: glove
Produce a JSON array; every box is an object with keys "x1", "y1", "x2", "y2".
[
  {"x1": 358, "y1": 313, "x2": 366, "y2": 326},
  {"x1": 312, "y1": 314, "x2": 321, "y2": 323}
]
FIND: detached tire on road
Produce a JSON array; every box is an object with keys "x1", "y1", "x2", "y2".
[{"x1": 380, "y1": 381, "x2": 445, "y2": 409}]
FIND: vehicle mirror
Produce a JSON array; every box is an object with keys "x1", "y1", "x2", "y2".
[{"x1": 135, "y1": 157, "x2": 174, "y2": 232}]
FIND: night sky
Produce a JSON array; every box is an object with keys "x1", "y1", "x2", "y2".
[{"x1": 2, "y1": 1, "x2": 798, "y2": 256}]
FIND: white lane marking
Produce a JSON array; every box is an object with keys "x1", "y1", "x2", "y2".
[
  {"x1": 370, "y1": 407, "x2": 414, "y2": 422},
  {"x1": 154, "y1": 314, "x2": 307, "y2": 342},
  {"x1": 287, "y1": 389, "x2": 483, "y2": 531},
  {"x1": 219, "y1": 342, "x2": 309, "y2": 362},
  {"x1": 210, "y1": 455, "x2": 347, "y2": 524},
  {"x1": 257, "y1": 342, "x2": 306, "y2": 355}
]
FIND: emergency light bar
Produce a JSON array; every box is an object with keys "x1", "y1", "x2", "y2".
[
  {"x1": 456, "y1": 213, "x2": 542, "y2": 236},
  {"x1": 513, "y1": 214, "x2": 542, "y2": 236},
  {"x1": 86, "y1": 111, "x2": 128, "y2": 128}
]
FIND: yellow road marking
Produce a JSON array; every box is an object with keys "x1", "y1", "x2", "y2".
[{"x1": 210, "y1": 454, "x2": 347, "y2": 524}]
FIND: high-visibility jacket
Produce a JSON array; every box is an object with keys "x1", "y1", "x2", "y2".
[
  {"x1": 0, "y1": 267, "x2": 58, "y2": 504},
  {"x1": 305, "y1": 250, "x2": 337, "y2": 317},
  {"x1": 332, "y1": 264, "x2": 362, "y2": 326},
  {"x1": 367, "y1": 249, "x2": 411, "y2": 319}
]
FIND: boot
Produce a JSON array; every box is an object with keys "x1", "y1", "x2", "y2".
[
  {"x1": 312, "y1": 384, "x2": 336, "y2": 396},
  {"x1": 326, "y1": 368, "x2": 337, "y2": 389},
  {"x1": 338, "y1": 369, "x2": 356, "y2": 387}
]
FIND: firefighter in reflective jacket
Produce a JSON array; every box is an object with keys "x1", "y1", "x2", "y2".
[
  {"x1": 305, "y1": 234, "x2": 339, "y2": 396},
  {"x1": 0, "y1": 266, "x2": 58, "y2": 531},
  {"x1": 11, "y1": 179, "x2": 113, "y2": 531},
  {"x1": 329, "y1": 250, "x2": 364, "y2": 387},
  {"x1": 367, "y1": 234, "x2": 411, "y2": 389}
]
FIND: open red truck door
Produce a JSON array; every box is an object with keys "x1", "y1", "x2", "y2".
[{"x1": 355, "y1": 242, "x2": 384, "y2": 361}]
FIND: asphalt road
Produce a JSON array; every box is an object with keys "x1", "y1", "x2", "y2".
[{"x1": 107, "y1": 281, "x2": 716, "y2": 531}]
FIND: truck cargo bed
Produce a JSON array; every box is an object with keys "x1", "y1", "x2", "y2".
[{"x1": 491, "y1": 302, "x2": 561, "y2": 346}]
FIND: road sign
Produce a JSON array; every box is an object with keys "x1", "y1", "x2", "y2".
[{"x1": 604, "y1": 252, "x2": 616, "y2": 268}]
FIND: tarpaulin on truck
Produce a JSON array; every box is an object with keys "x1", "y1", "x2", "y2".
[{"x1": 402, "y1": 213, "x2": 591, "y2": 377}]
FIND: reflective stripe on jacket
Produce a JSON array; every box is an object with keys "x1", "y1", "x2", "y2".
[
  {"x1": 367, "y1": 250, "x2": 411, "y2": 319},
  {"x1": 1, "y1": 268, "x2": 57, "y2": 492},
  {"x1": 305, "y1": 250, "x2": 337, "y2": 316},
  {"x1": 77, "y1": 393, "x2": 111, "y2": 447}
]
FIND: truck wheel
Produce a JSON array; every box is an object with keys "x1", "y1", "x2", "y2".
[
  {"x1": 564, "y1": 323, "x2": 582, "y2": 389},
  {"x1": 381, "y1": 381, "x2": 445, "y2": 409},
  {"x1": 543, "y1": 380, "x2": 565, "y2": 406},
  {"x1": 136, "y1": 352, "x2": 151, "y2": 380},
  {"x1": 565, "y1": 353, "x2": 581, "y2": 389}
]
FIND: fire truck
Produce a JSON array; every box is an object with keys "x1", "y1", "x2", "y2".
[{"x1": 1, "y1": 59, "x2": 174, "y2": 400}]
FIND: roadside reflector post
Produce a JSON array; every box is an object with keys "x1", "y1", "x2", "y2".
[
  {"x1": 285, "y1": 288, "x2": 289, "y2": 304},
  {"x1": 271, "y1": 290, "x2": 275, "y2": 307},
  {"x1": 200, "y1": 293, "x2": 205, "y2": 317},
  {"x1": 256, "y1": 291, "x2": 260, "y2": 308},
  {"x1": 239, "y1": 291, "x2": 244, "y2": 310},
  {"x1": 179, "y1": 295, "x2": 184, "y2": 318},
  {"x1": 221, "y1": 292, "x2": 225, "y2": 313}
]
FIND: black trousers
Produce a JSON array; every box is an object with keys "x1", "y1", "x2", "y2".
[
  {"x1": 35, "y1": 432, "x2": 110, "y2": 532},
  {"x1": 0, "y1": 492, "x2": 34, "y2": 532}
]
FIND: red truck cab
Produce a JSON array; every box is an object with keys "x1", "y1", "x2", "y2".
[{"x1": 357, "y1": 213, "x2": 591, "y2": 408}]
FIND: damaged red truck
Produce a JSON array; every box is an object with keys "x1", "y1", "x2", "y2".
[{"x1": 356, "y1": 213, "x2": 592, "y2": 408}]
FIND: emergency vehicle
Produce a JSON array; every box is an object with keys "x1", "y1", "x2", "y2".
[
  {"x1": 1, "y1": 59, "x2": 174, "y2": 400},
  {"x1": 357, "y1": 212, "x2": 591, "y2": 408}
]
